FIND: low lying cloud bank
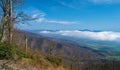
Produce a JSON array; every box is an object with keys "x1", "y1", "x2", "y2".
[{"x1": 39, "y1": 30, "x2": 120, "y2": 41}]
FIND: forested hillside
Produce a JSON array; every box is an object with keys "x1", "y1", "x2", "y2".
[{"x1": 11, "y1": 30, "x2": 120, "y2": 70}]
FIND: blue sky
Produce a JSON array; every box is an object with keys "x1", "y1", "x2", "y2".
[{"x1": 18, "y1": 0, "x2": 120, "y2": 31}]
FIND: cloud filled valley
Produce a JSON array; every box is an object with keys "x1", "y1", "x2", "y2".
[{"x1": 39, "y1": 30, "x2": 120, "y2": 41}]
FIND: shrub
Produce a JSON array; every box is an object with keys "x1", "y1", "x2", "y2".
[
  {"x1": 0, "y1": 42, "x2": 25, "y2": 59},
  {"x1": 46, "y1": 56, "x2": 62, "y2": 66}
]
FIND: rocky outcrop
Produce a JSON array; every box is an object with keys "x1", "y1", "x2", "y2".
[
  {"x1": 0, "y1": 60, "x2": 67, "y2": 70},
  {"x1": 0, "y1": 60, "x2": 34, "y2": 70}
]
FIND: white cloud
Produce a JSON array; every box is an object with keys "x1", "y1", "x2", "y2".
[
  {"x1": 25, "y1": 7, "x2": 46, "y2": 18},
  {"x1": 35, "y1": 18, "x2": 45, "y2": 23},
  {"x1": 54, "y1": 0, "x2": 82, "y2": 9},
  {"x1": 32, "y1": 13, "x2": 45, "y2": 23},
  {"x1": 46, "y1": 20, "x2": 78, "y2": 24},
  {"x1": 32, "y1": 14, "x2": 38, "y2": 18},
  {"x1": 31, "y1": 10, "x2": 45, "y2": 23},
  {"x1": 31, "y1": 14, "x2": 78, "y2": 24},
  {"x1": 55, "y1": 0, "x2": 76, "y2": 9},
  {"x1": 54, "y1": 0, "x2": 120, "y2": 9},
  {"x1": 88, "y1": 0, "x2": 120, "y2": 4},
  {"x1": 25, "y1": 7, "x2": 78, "y2": 24},
  {"x1": 39, "y1": 30, "x2": 120, "y2": 41},
  {"x1": 25, "y1": 7, "x2": 46, "y2": 23}
]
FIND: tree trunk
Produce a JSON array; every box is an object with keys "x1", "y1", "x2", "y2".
[
  {"x1": 0, "y1": 25, "x2": 6, "y2": 42},
  {"x1": 0, "y1": 0, "x2": 9, "y2": 43},
  {"x1": 0, "y1": 14, "x2": 8, "y2": 42},
  {"x1": 9, "y1": 0, "x2": 13, "y2": 44},
  {"x1": 25, "y1": 35, "x2": 28, "y2": 57}
]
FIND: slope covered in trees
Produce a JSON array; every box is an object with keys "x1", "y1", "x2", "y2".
[
  {"x1": 10, "y1": 30, "x2": 120, "y2": 70},
  {"x1": 0, "y1": 41, "x2": 68, "y2": 70}
]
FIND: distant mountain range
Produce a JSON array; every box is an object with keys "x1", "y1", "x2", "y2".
[
  {"x1": 27, "y1": 30, "x2": 120, "y2": 55},
  {"x1": 13, "y1": 29, "x2": 120, "y2": 70}
]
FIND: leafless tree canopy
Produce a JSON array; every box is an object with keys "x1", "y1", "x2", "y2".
[{"x1": 0, "y1": 0, "x2": 36, "y2": 43}]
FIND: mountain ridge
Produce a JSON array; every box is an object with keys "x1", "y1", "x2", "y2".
[{"x1": 10, "y1": 29, "x2": 120, "y2": 70}]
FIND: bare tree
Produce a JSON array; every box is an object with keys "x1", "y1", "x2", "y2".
[
  {"x1": 0, "y1": 0, "x2": 36, "y2": 43},
  {"x1": 0, "y1": 0, "x2": 10, "y2": 42}
]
